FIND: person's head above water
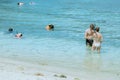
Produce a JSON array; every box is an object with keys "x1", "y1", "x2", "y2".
[
  {"x1": 17, "y1": 2, "x2": 24, "y2": 6},
  {"x1": 8, "y1": 28, "x2": 13, "y2": 32},
  {"x1": 46, "y1": 24, "x2": 54, "y2": 31},
  {"x1": 90, "y1": 24, "x2": 95, "y2": 30},
  {"x1": 15, "y1": 33, "x2": 23, "y2": 38},
  {"x1": 95, "y1": 27, "x2": 100, "y2": 32}
]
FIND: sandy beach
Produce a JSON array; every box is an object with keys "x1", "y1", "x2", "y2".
[
  {"x1": 0, "y1": 57, "x2": 119, "y2": 80},
  {"x1": 0, "y1": 57, "x2": 79, "y2": 80}
]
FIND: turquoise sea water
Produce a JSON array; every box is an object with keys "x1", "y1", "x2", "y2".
[{"x1": 0, "y1": 0, "x2": 120, "y2": 74}]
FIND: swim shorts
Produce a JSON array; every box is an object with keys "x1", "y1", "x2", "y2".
[{"x1": 86, "y1": 39, "x2": 93, "y2": 47}]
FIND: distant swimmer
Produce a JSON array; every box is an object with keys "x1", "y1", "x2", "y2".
[
  {"x1": 92, "y1": 27, "x2": 103, "y2": 53},
  {"x1": 85, "y1": 24, "x2": 95, "y2": 47},
  {"x1": 29, "y1": 2, "x2": 36, "y2": 5},
  {"x1": 18, "y1": 2, "x2": 24, "y2": 6},
  {"x1": 8, "y1": 27, "x2": 13, "y2": 33},
  {"x1": 15, "y1": 33, "x2": 23, "y2": 38},
  {"x1": 46, "y1": 24, "x2": 54, "y2": 31}
]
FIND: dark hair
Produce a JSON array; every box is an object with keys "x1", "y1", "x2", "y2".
[
  {"x1": 95, "y1": 27, "x2": 100, "y2": 32},
  {"x1": 49, "y1": 24, "x2": 54, "y2": 29},
  {"x1": 90, "y1": 24, "x2": 95, "y2": 30},
  {"x1": 8, "y1": 28, "x2": 13, "y2": 32},
  {"x1": 20, "y1": 34, "x2": 22, "y2": 37},
  {"x1": 48, "y1": 24, "x2": 54, "y2": 30}
]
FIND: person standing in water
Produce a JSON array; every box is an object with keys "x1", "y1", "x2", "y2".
[
  {"x1": 92, "y1": 27, "x2": 103, "y2": 53},
  {"x1": 85, "y1": 24, "x2": 95, "y2": 47}
]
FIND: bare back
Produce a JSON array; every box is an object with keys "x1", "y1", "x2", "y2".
[{"x1": 93, "y1": 32, "x2": 102, "y2": 43}]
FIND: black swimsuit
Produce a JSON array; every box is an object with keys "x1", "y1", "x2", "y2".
[{"x1": 86, "y1": 39, "x2": 93, "y2": 47}]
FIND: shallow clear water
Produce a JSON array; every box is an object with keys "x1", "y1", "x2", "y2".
[{"x1": 0, "y1": 0, "x2": 120, "y2": 74}]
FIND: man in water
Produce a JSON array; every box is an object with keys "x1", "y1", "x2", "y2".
[
  {"x1": 92, "y1": 27, "x2": 103, "y2": 53},
  {"x1": 85, "y1": 24, "x2": 95, "y2": 47}
]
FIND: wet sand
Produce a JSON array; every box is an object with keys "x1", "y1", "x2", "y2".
[{"x1": 0, "y1": 57, "x2": 119, "y2": 80}]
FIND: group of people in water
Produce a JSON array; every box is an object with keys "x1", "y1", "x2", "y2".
[
  {"x1": 85, "y1": 24, "x2": 103, "y2": 53},
  {"x1": 8, "y1": 24, "x2": 54, "y2": 38},
  {"x1": 4, "y1": 2, "x2": 102, "y2": 53},
  {"x1": 8, "y1": 27, "x2": 23, "y2": 38},
  {"x1": 8, "y1": 23, "x2": 102, "y2": 53}
]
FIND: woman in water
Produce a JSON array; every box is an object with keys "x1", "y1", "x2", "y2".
[{"x1": 92, "y1": 27, "x2": 103, "y2": 53}]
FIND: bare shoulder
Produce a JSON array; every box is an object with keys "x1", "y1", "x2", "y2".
[{"x1": 98, "y1": 33, "x2": 103, "y2": 38}]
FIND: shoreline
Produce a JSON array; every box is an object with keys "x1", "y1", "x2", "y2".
[{"x1": 0, "y1": 57, "x2": 120, "y2": 80}]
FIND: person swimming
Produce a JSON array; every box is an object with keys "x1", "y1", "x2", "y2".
[
  {"x1": 18, "y1": 2, "x2": 24, "y2": 6},
  {"x1": 8, "y1": 28, "x2": 13, "y2": 33},
  {"x1": 15, "y1": 33, "x2": 23, "y2": 38},
  {"x1": 29, "y1": 2, "x2": 36, "y2": 5},
  {"x1": 46, "y1": 24, "x2": 54, "y2": 31}
]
